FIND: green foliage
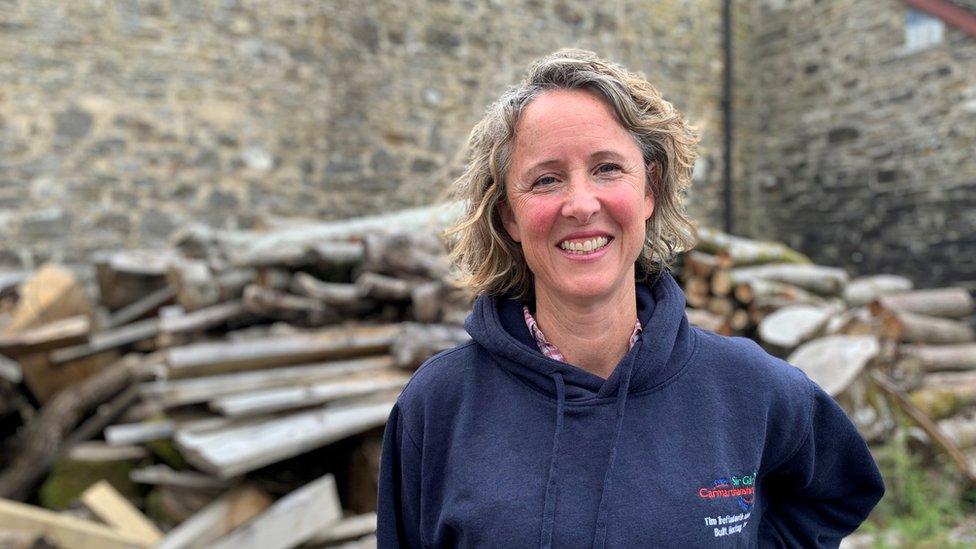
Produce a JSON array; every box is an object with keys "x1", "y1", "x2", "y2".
[{"x1": 863, "y1": 430, "x2": 975, "y2": 548}]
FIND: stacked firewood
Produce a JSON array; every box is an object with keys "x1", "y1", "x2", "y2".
[
  {"x1": 679, "y1": 228, "x2": 976, "y2": 483},
  {"x1": 0, "y1": 201, "x2": 973, "y2": 547}
]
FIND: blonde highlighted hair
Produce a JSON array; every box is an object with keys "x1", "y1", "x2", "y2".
[{"x1": 444, "y1": 49, "x2": 699, "y2": 299}]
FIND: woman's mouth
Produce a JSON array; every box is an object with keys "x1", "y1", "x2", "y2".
[{"x1": 558, "y1": 236, "x2": 611, "y2": 255}]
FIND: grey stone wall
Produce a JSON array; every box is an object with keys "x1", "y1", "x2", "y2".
[
  {"x1": 743, "y1": 0, "x2": 976, "y2": 288},
  {"x1": 0, "y1": 0, "x2": 728, "y2": 269}
]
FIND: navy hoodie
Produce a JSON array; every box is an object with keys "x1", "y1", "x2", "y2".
[{"x1": 378, "y1": 271, "x2": 884, "y2": 548}]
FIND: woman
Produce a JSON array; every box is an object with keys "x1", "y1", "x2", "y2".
[{"x1": 378, "y1": 49, "x2": 883, "y2": 548}]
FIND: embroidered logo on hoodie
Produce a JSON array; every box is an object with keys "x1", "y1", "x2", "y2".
[{"x1": 697, "y1": 471, "x2": 757, "y2": 512}]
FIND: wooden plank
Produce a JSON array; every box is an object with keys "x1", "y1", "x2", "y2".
[
  {"x1": 105, "y1": 420, "x2": 175, "y2": 446},
  {"x1": 175, "y1": 400, "x2": 395, "y2": 478},
  {"x1": 80, "y1": 480, "x2": 162, "y2": 544},
  {"x1": 106, "y1": 285, "x2": 176, "y2": 328},
  {"x1": 140, "y1": 356, "x2": 394, "y2": 407},
  {"x1": 50, "y1": 318, "x2": 161, "y2": 364},
  {"x1": 0, "y1": 498, "x2": 147, "y2": 549},
  {"x1": 159, "y1": 299, "x2": 247, "y2": 334},
  {"x1": 0, "y1": 315, "x2": 91, "y2": 355},
  {"x1": 211, "y1": 372, "x2": 410, "y2": 417},
  {"x1": 2, "y1": 264, "x2": 93, "y2": 335},
  {"x1": 164, "y1": 324, "x2": 401, "y2": 378},
  {"x1": 310, "y1": 512, "x2": 377, "y2": 544},
  {"x1": 210, "y1": 474, "x2": 342, "y2": 549},
  {"x1": 129, "y1": 465, "x2": 233, "y2": 491},
  {"x1": 155, "y1": 485, "x2": 272, "y2": 549}
]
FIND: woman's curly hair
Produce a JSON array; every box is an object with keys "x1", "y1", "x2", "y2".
[{"x1": 444, "y1": 49, "x2": 699, "y2": 299}]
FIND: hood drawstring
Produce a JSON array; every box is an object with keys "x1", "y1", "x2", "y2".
[
  {"x1": 538, "y1": 347, "x2": 640, "y2": 549},
  {"x1": 539, "y1": 372, "x2": 565, "y2": 549},
  {"x1": 592, "y1": 352, "x2": 637, "y2": 549}
]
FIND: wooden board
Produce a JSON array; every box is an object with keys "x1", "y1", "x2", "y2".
[
  {"x1": 155, "y1": 485, "x2": 272, "y2": 549},
  {"x1": 174, "y1": 400, "x2": 395, "y2": 478},
  {"x1": 209, "y1": 474, "x2": 342, "y2": 549},
  {"x1": 3, "y1": 264, "x2": 93, "y2": 335},
  {"x1": 80, "y1": 480, "x2": 162, "y2": 544},
  {"x1": 0, "y1": 498, "x2": 147, "y2": 549}
]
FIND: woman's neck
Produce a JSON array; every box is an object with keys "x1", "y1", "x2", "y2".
[{"x1": 533, "y1": 281, "x2": 638, "y2": 379}]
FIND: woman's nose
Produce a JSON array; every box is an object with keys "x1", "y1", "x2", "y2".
[{"x1": 561, "y1": 176, "x2": 600, "y2": 224}]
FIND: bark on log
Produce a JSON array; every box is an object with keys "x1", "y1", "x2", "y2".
[
  {"x1": 908, "y1": 371, "x2": 976, "y2": 419},
  {"x1": 391, "y1": 323, "x2": 471, "y2": 369},
  {"x1": 106, "y1": 286, "x2": 176, "y2": 329},
  {"x1": 870, "y1": 287, "x2": 974, "y2": 319},
  {"x1": 729, "y1": 264, "x2": 849, "y2": 296},
  {"x1": 290, "y1": 273, "x2": 366, "y2": 308},
  {"x1": 901, "y1": 344, "x2": 976, "y2": 372},
  {"x1": 0, "y1": 355, "x2": 140, "y2": 500},
  {"x1": 872, "y1": 370, "x2": 976, "y2": 485},
  {"x1": 242, "y1": 284, "x2": 331, "y2": 325},
  {"x1": 356, "y1": 272, "x2": 415, "y2": 301},
  {"x1": 685, "y1": 308, "x2": 731, "y2": 335},
  {"x1": 695, "y1": 227, "x2": 812, "y2": 265},
  {"x1": 683, "y1": 251, "x2": 731, "y2": 278},
  {"x1": 938, "y1": 413, "x2": 976, "y2": 450},
  {"x1": 843, "y1": 275, "x2": 913, "y2": 307},
  {"x1": 882, "y1": 311, "x2": 975, "y2": 344}
]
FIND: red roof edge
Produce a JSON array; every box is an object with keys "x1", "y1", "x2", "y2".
[{"x1": 905, "y1": 0, "x2": 976, "y2": 39}]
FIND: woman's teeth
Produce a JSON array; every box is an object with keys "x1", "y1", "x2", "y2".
[{"x1": 559, "y1": 236, "x2": 609, "y2": 254}]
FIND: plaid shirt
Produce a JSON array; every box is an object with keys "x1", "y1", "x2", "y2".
[{"x1": 522, "y1": 305, "x2": 642, "y2": 363}]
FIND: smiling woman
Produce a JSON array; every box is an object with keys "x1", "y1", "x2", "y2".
[{"x1": 378, "y1": 49, "x2": 884, "y2": 548}]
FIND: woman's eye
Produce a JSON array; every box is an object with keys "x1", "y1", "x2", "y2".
[
  {"x1": 533, "y1": 175, "x2": 558, "y2": 187},
  {"x1": 597, "y1": 163, "x2": 622, "y2": 174}
]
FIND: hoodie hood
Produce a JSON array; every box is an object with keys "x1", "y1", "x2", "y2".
[{"x1": 464, "y1": 269, "x2": 696, "y2": 401}]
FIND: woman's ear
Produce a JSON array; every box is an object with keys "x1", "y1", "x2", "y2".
[{"x1": 497, "y1": 200, "x2": 521, "y2": 243}]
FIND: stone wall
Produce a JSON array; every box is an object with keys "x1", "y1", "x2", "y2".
[
  {"x1": 0, "y1": 0, "x2": 728, "y2": 269},
  {"x1": 744, "y1": 0, "x2": 976, "y2": 288}
]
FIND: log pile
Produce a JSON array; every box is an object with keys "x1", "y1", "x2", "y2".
[{"x1": 0, "y1": 201, "x2": 974, "y2": 546}]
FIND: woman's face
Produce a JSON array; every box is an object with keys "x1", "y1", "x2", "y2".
[{"x1": 499, "y1": 88, "x2": 654, "y2": 306}]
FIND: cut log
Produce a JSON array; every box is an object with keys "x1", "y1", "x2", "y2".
[
  {"x1": 233, "y1": 240, "x2": 364, "y2": 269},
  {"x1": 18, "y1": 349, "x2": 119, "y2": 404},
  {"x1": 729, "y1": 264, "x2": 849, "y2": 296},
  {"x1": 411, "y1": 281, "x2": 447, "y2": 323},
  {"x1": 391, "y1": 323, "x2": 471, "y2": 369},
  {"x1": 787, "y1": 335, "x2": 880, "y2": 397},
  {"x1": 167, "y1": 260, "x2": 220, "y2": 312},
  {"x1": 290, "y1": 273, "x2": 366, "y2": 308},
  {"x1": 211, "y1": 371, "x2": 410, "y2": 417},
  {"x1": 0, "y1": 355, "x2": 139, "y2": 500},
  {"x1": 881, "y1": 311, "x2": 975, "y2": 344},
  {"x1": 706, "y1": 296, "x2": 735, "y2": 317},
  {"x1": 0, "y1": 498, "x2": 148, "y2": 549},
  {"x1": 870, "y1": 287, "x2": 974, "y2": 319},
  {"x1": 908, "y1": 371, "x2": 976, "y2": 419},
  {"x1": 3, "y1": 264, "x2": 93, "y2": 335},
  {"x1": 80, "y1": 480, "x2": 162, "y2": 544},
  {"x1": 174, "y1": 399, "x2": 395, "y2": 478},
  {"x1": 242, "y1": 284, "x2": 331, "y2": 325},
  {"x1": 938, "y1": 413, "x2": 976, "y2": 450},
  {"x1": 209, "y1": 474, "x2": 342, "y2": 549},
  {"x1": 356, "y1": 272, "x2": 415, "y2": 301},
  {"x1": 361, "y1": 231, "x2": 449, "y2": 279},
  {"x1": 683, "y1": 277, "x2": 710, "y2": 309},
  {"x1": 683, "y1": 251, "x2": 731, "y2": 278},
  {"x1": 843, "y1": 274, "x2": 914, "y2": 307},
  {"x1": 141, "y1": 355, "x2": 395, "y2": 408},
  {"x1": 733, "y1": 278, "x2": 826, "y2": 307},
  {"x1": 155, "y1": 485, "x2": 273, "y2": 549},
  {"x1": 685, "y1": 308, "x2": 730, "y2": 335},
  {"x1": 64, "y1": 384, "x2": 142, "y2": 448},
  {"x1": 871, "y1": 370, "x2": 976, "y2": 485},
  {"x1": 164, "y1": 324, "x2": 401, "y2": 378},
  {"x1": 901, "y1": 344, "x2": 976, "y2": 372},
  {"x1": 758, "y1": 304, "x2": 840, "y2": 354},
  {"x1": 93, "y1": 249, "x2": 178, "y2": 311},
  {"x1": 709, "y1": 270, "x2": 733, "y2": 298},
  {"x1": 695, "y1": 227, "x2": 811, "y2": 265}
]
